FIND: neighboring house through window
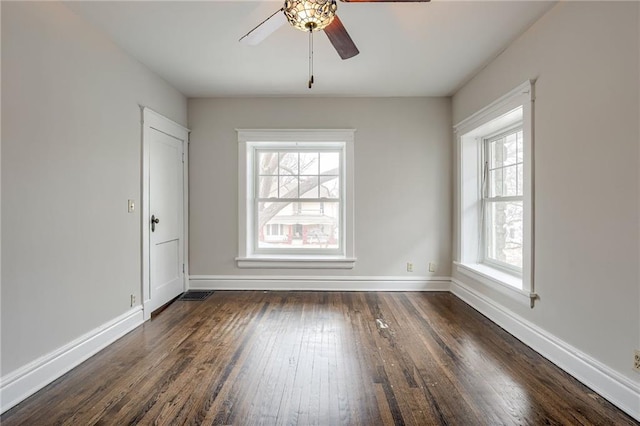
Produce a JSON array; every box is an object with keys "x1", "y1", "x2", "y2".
[{"x1": 237, "y1": 129, "x2": 356, "y2": 269}]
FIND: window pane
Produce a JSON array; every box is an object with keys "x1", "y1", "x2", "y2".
[
  {"x1": 320, "y1": 176, "x2": 340, "y2": 198},
  {"x1": 490, "y1": 139, "x2": 503, "y2": 169},
  {"x1": 299, "y1": 152, "x2": 319, "y2": 175},
  {"x1": 503, "y1": 132, "x2": 517, "y2": 166},
  {"x1": 503, "y1": 165, "x2": 518, "y2": 197},
  {"x1": 517, "y1": 164, "x2": 523, "y2": 196},
  {"x1": 300, "y1": 176, "x2": 319, "y2": 199},
  {"x1": 516, "y1": 131, "x2": 524, "y2": 163},
  {"x1": 489, "y1": 169, "x2": 503, "y2": 197},
  {"x1": 320, "y1": 152, "x2": 340, "y2": 175},
  {"x1": 485, "y1": 200, "x2": 523, "y2": 269},
  {"x1": 257, "y1": 201, "x2": 340, "y2": 250},
  {"x1": 279, "y1": 175, "x2": 298, "y2": 198},
  {"x1": 258, "y1": 151, "x2": 278, "y2": 175},
  {"x1": 258, "y1": 176, "x2": 278, "y2": 198},
  {"x1": 279, "y1": 152, "x2": 298, "y2": 175}
]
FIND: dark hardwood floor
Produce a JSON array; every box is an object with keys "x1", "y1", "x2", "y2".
[{"x1": 2, "y1": 291, "x2": 637, "y2": 425}]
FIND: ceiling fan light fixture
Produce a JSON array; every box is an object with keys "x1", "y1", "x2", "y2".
[{"x1": 284, "y1": 0, "x2": 338, "y2": 32}]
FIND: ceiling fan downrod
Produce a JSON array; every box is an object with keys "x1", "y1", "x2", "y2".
[{"x1": 308, "y1": 25, "x2": 315, "y2": 89}]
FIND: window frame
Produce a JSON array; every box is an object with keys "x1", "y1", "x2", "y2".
[
  {"x1": 236, "y1": 129, "x2": 356, "y2": 269},
  {"x1": 454, "y1": 80, "x2": 536, "y2": 306}
]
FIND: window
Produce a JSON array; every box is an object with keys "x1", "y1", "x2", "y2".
[
  {"x1": 255, "y1": 149, "x2": 341, "y2": 253},
  {"x1": 454, "y1": 81, "x2": 535, "y2": 305},
  {"x1": 237, "y1": 130, "x2": 356, "y2": 269},
  {"x1": 482, "y1": 127, "x2": 524, "y2": 273}
]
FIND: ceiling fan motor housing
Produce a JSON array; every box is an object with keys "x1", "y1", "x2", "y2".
[{"x1": 284, "y1": 0, "x2": 338, "y2": 32}]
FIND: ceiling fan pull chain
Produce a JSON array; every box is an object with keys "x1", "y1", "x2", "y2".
[{"x1": 308, "y1": 29, "x2": 314, "y2": 89}]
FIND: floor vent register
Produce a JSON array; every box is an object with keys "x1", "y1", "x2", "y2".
[{"x1": 179, "y1": 291, "x2": 214, "y2": 301}]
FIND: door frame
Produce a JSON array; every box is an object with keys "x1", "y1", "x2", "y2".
[{"x1": 141, "y1": 107, "x2": 190, "y2": 320}]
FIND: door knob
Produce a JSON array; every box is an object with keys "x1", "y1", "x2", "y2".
[{"x1": 151, "y1": 215, "x2": 160, "y2": 232}]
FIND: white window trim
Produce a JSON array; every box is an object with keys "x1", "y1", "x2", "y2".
[
  {"x1": 237, "y1": 129, "x2": 356, "y2": 269},
  {"x1": 453, "y1": 261, "x2": 532, "y2": 304},
  {"x1": 454, "y1": 80, "x2": 536, "y2": 307}
]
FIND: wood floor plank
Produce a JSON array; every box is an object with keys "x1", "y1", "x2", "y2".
[{"x1": 2, "y1": 291, "x2": 637, "y2": 426}]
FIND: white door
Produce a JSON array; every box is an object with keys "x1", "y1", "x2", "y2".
[{"x1": 142, "y1": 108, "x2": 188, "y2": 316}]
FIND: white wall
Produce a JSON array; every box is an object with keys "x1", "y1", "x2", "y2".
[
  {"x1": 188, "y1": 97, "x2": 451, "y2": 279},
  {"x1": 452, "y1": 1, "x2": 639, "y2": 387},
  {"x1": 1, "y1": 2, "x2": 187, "y2": 375}
]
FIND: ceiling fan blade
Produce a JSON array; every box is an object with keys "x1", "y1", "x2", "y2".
[
  {"x1": 340, "y1": 0, "x2": 430, "y2": 2},
  {"x1": 239, "y1": 8, "x2": 286, "y2": 46},
  {"x1": 324, "y1": 16, "x2": 359, "y2": 60}
]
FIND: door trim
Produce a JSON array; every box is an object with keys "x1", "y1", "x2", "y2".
[{"x1": 141, "y1": 107, "x2": 190, "y2": 320}]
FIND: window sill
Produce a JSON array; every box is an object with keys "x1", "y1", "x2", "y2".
[
  {"x1": 236, "y1": 256, "x2": 357, "y2": 269},
  {"x1": 454, "y1": 261, "x2": 536, "y2": 306}
]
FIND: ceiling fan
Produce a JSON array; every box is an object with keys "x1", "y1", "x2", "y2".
[{"x1": 240, "y1": 0, "x2": 430, "y2": 88}]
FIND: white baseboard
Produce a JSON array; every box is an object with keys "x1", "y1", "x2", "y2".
[
  {"x1": 451, "y1": 278, "x2": 640, "y2": 422},
  {"x1": 0, "y1": 306, "x2": 144, "y2": 414},
  {"x1": 189, "y1": 275, "x2": 452, "y2": 292}
]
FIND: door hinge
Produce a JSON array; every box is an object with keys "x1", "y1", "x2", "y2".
[
  {"x1": 182, "y1": 263, "x2": 185, "y2": 273},
  {"x1": 182, "y1": 152, "x2": 185, "y2": 163}
]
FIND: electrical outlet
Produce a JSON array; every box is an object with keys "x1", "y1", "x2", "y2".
[
  {"x1": 130, "y1": 294, "x2": 136, "y2": 307},
  {"x1": 634, "y1": 350, "x2": 640, "y2": 373},
  {"x1": 406, "y1": 262, "x2": 413, "y2": 272},
  {"x1": 429, "y1": 262, "x2": 437, "y2": 273}
]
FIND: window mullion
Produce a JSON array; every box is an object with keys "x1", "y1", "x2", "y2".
[
  {"x1": 277, "y1": 152, "x2": 281, "y2": 198},
  {"x1": 485, "y1": 195, "x2": 523, "y2": 203},
  {"x1": 296, "y1": 152, "x2": 300, "y2": 198},
  {"x1": 256, "y1": 197, "x2": 340, "y2": 202}
]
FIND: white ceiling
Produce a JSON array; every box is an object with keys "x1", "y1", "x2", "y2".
[{"x1": 64, "y1": 1, "x2": 555, "y2": 97}]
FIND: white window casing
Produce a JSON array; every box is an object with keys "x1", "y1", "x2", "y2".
[
  {"x1": 454, "y1": 80, "x2": 536, "y2": 307},
  {"x1": 237, "y1": 129, "x2": 356, "y2": 269}
]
